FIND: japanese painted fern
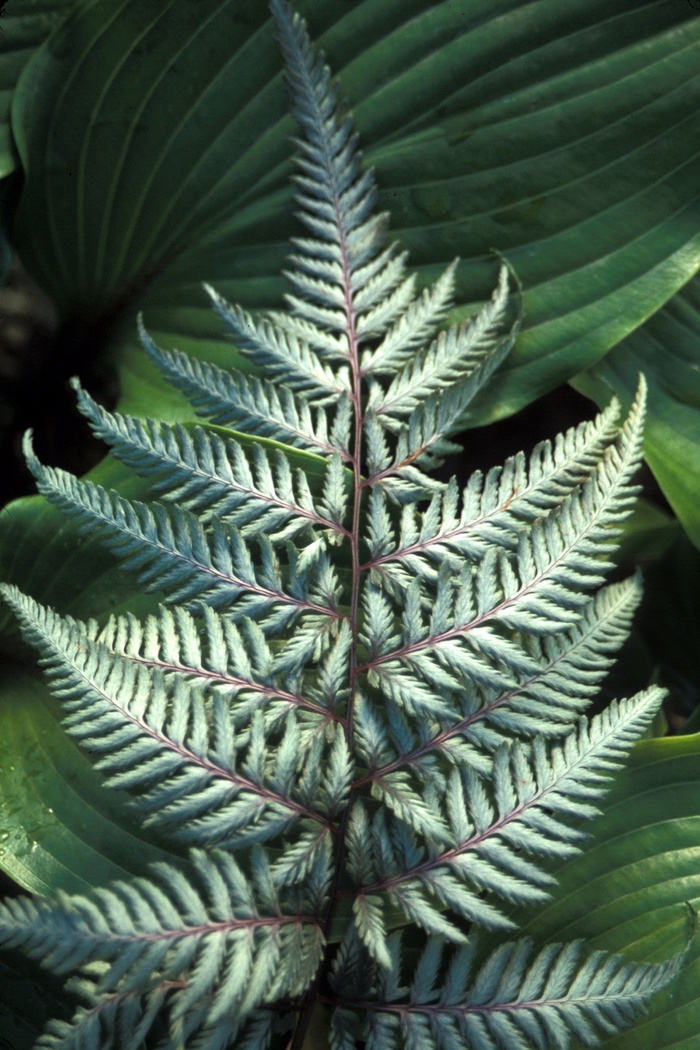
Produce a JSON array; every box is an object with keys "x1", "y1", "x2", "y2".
[{"x1": 0, "y1": 3, "x2": 688, "y2": 1048}]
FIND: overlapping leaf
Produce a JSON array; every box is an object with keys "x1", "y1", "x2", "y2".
[
  {"x1": 0, "y1": 0, "x2": 75, "y2": 178},
  {"x1": 349, "y1": 692, "x2": 664, "y2": 956},
  {"x1": 0, "y1": 848, "x2": 325, "y2": 1047},
  {"x1": 575, "y1": 272, "x2": 700, "y2": 551},
  {"x1": 3, "y1": 0, "x2": 699, "y2": 420},
  {"x1": 513, "y1": 732, "x2": 700, "y2": 1049},
  {"x1": 332, "y1": 927, "x2": 689, "y2": 1050}
]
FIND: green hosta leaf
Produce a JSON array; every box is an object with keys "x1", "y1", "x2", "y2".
[
  {"x1": 612, "y1": 498, "x2": 679, "y2": 569},
  {"x1": 6, "y1": 0, "x2": 700, "y2": 425},
  {"x1": 575, "y1": 273, "x2": 700, "y2": 552},
  {"x1": 513, "y1": 732, "x2": 700, "y2": 1049},
  {"x1": 0, "y1": 0, "x2": 76, "y2": 179},
  {"x1": 0, "y1": 457, "x2": 163, "y2": 636},
  {"x1": 0, "y1": 665, "x2": 180, "y2": 896},
  {"x1": 0, "y1": 848, "x2": 325, "y2": 1045},
  {"x1": 0, "y1": 424, "x2": 334, "y2": 630}
]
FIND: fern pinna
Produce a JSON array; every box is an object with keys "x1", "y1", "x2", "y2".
[{"x1": 0, "y1": 2, "x2": 689, "y2": 1048}]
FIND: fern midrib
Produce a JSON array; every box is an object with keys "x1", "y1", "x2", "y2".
[
  {"x1": 141, "y1": 344, "x2": 350, "y2": 458},
  {"x1": 0, "y1": 2, "x2": 681, "y2": 1044},
  {"x1": 282, "y1": 27, "x2": 372, "y2": 1049},
  {"x1": 181, "y1": 453, "x2": 351, "y2": 536},
  {"x1": 366, "y1": 442, "x2": 434, "y2": 484},
  {"x1": 327, "y1": 986, "x2": 652, "y2": 1019},
  {"x1": 33, "y1": 462, "x2": 342, "y2": 617},
  {"x1": 61, "y1": 913, "x2": 319, "y2": 948}
]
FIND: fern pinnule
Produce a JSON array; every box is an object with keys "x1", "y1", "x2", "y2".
[
  {"x1": 137, "y1": 326, "x2": 353, "y2": 455},
  {"x1": 349, "y1": 690, "x2": 664, "y2": 951},
  {"x1": 352, "y1": 574, "x2": 645, "y2": 794},
  {"x1": 362, "y1": 258, "x2": 458, "y2": 374},
  {"x1": 0, "y1": 586, "x2": 340, "y2": 858},
  {"x1": 22, "y1": 429, "x2": 346, "y2": 624},
  {"x1": 71, "y1": 378, "x2": 351, "y2": 533},
  {"x1": 364, "y1": 394, "x2": 624, "y2": 590},
  {"x1": 368, "y1": 262, "x2": 517, "y2": 424},
  {"x1": 203, "y1": 285, "x2": 351, "y2": 400},
  {"x1": 0, "y1": 849, "x2": 325, "y2": 1047},
  {"x1": 329, "y1": 930, "x2": 690, "y2": 1050}
]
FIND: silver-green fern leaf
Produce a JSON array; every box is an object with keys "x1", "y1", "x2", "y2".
[{"x1": 0, "y1": 2, "x2": 690, "y2": 1048}]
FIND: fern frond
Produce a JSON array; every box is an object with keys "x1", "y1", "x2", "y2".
[
  {"x1": 351, "y1": 248, "x2": 410, "y2": 311},
  {"x1": 486, "y1": 382, "x2": 645, "y2": 635},
  {"x1": 365, "y1": 397, "x2": 623, "y2": 583},
  {"x1": 362, "y1": 260, "x2": 459, "y2": 374},
  {"x1": 460, "y1": 575, "x2": 643, "y2": 741},
  {"x1": 0, "y1": 849, "x2": 324, "y2": 1045},
  {"x1": 0, "y1": 1, "x2": 684, "y2": 1046},
  {"x1": 377, "y1": 385, "x2": 483, "y2": 480},
  {"x1": 354, "y1": 272, "x2": 418, "y2": 341},
  {"x1": 370, "y1": 340, "x2": 518, "y2": 483},
  {"x1": 379, "y1": 344, "x2": 631, "y2": 494},
  {"x1": 23, "y1": 435, "x2": 342, "y2": 622},
  {"x1": 334, "y1": 931, "x2": 689, "y2": 1050},
  {"x1": 351, "y1": 690, "x2": 664, "y2": 942},
  {"x1": 270, "y1": 0, "x2": 413, "y2": 345},
  {"x1": 86, "y1": 600, "x2": 344, "y2": 739},
  {"x1": 364, "y1": 385, "x2": 646, "y2": 710},
  {"x1": 1, "y1": 586, "x2": 337, "y2": 848},
  {"x1": 88, "y1": 601, "x2": 346, "y2": 729},
  {"x1": 369, "y1": 770, "x2": 452, "y2": 848},
  {"x1": 360, "y1": 576, "x2": 644, "y2": 791},
  {"x1": 264, "y1": 306, "x2": 348, "y2": 359},
  {"x1": 73, "y1": 381, "x2": 350, "y2": 539},
  {"x1": 368, "y1": 264, "x2": 518, "y2": 423},
  {"x1": 35, "y1": 985, "x2": 169, "y2": 1050},
  {"x1": 140, "y1": 324, "x2": 352, "y2": 457},
  {"x1": 203, "y1": 285, "x2": 350, "y2": 399}
]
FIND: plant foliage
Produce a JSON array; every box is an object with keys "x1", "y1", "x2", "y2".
[{"x1": 0, "y1": 2, "x2": 690, "y2": 1047}]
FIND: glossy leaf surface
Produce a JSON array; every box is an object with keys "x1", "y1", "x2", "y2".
[
  {"x1": 576, "y1": 274, "x2": 700, "y2": 550},
  {"x1": 0, "y1": 0, "x2": 76, "y2": 178},
  {"x1": 7, "y1": 0, "x2": 700, "y2": 424},
  {"x1": 516, "y1": 732, "x2": 700, "y2": 1049}
]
